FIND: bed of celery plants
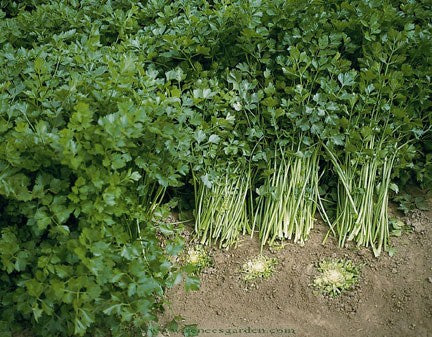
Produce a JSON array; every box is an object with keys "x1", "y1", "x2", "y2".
[{"x1": 0, "y1": 0, "x2": 431, "y2": 336}]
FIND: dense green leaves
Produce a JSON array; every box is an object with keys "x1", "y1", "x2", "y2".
[
  {"x1": 0, "y1": 1, "x2": 199, "y2": 336},
  {"x1": 0, "y1": 0, "x2": 431, "y2": 335}
]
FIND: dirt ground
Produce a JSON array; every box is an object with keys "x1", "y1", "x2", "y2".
[{"x1": 160, "y1": 204, "x2": 432, "y2": 337}]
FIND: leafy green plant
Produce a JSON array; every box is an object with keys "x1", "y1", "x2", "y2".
[
  {"x1": 393, "y1": 193, "x2": 430, "y2": 214},
  {"x1": 241, "y1": 255, "x2": 278, "y2": 282},
  {"x1": 188, "y1": 75, "x2": 253, "y2": 248},
  {"x1": 163, "y1": 316, "x2": 199, "y2": 337},
  {"x1": 0, "y1": 2, "x2": 196, "y2": 335},
  {"x1": 0, "y1": 1, "x2": 431, "y2": 335},
  {"x1": 389, "y1": 217, "x2": 412, "y2": 237},
  {"x1": 0, "y1": 202, "x2": 188, "y2": 337},
  {"x1": 315, "y1": 6, "x2": 431, "y2": 256},
  {"x1": 312, "y1": 259, "x2": 360, "y2": 297},
  {"x1": 182, "y1": 245, "x2": 213, "y2": 274}
]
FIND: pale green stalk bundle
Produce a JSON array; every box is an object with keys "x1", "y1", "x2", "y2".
[
  {"x1": 133, "y1": 174, "x2": 167, "y2": 258},
  {"x1": 324, "y1": 141, "x2": 399, "y2": 257},
  {"x1": 132, "y1": 173, "x2": 166, "y2": 219},
  {"x1": 193, "y1": 166, "x2": 250, "y2": 248},
  {"x1": 347, "y1": 152, "x2": 397, "y2": 256},
  {"x1": 321, "y1": 29, "x2": 426, "y2": 256},
  {"x1": 252, "y1": 146, "x2": 319, "y2": 248}
]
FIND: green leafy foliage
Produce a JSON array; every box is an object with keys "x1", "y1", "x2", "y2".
[
  {"x1": 313, "y1": 259, "x2": 361, "y2": 297},
  {"x1": 182, "y1": 245, "x2": 213, "y2": 274},
  {"x1": 0, "y1": 1, "x2": 196, "y2": 335},
  {"x1": 241, "y1": 255, "x2": 278, "y2": 282},
  {"x1": 0, "y1": 0, "x2": 431, "y2": 335},
  {"x1": 393, "y1": 193, "x2": 430, "y2": 214}
]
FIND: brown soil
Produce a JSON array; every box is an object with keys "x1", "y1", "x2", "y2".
[{"x1": 160, "y1": 205, "x2": 432, "y2": 337}]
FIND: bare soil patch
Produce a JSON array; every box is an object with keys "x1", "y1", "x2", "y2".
[{"x1": 161, "y1": 204, "x2": 432, "y2": 337}]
